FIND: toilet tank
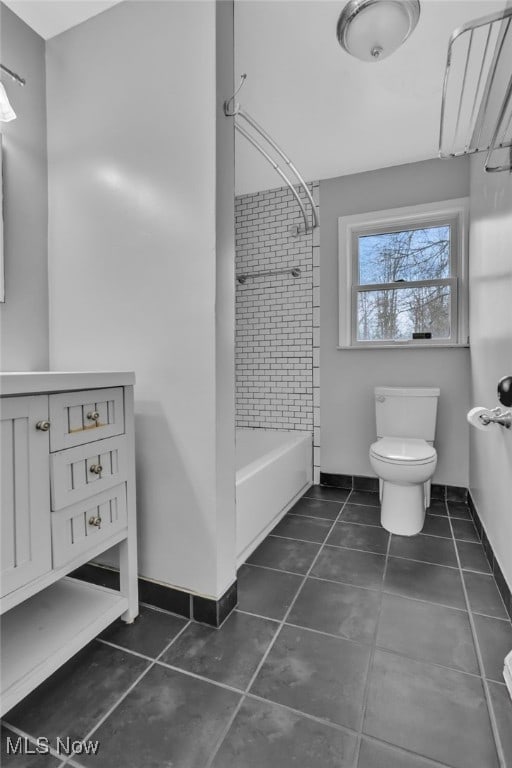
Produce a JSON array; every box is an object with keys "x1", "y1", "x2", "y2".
[{"x1": 375, "y1": 386, "x2": 440, "y2": 441}]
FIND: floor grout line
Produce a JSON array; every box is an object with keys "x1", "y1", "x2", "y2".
[
  {"x1": 4, "y1": 678, "x2": 372, "y2": 768},
  {"x1": 248, "y1": 568, "x2": 374, "y2": 595},
  {"x1": 56, "y1": 619, "x2": 193, "y2": 767},
  {"x1": 351, "y1": 531, "x2": 391, "y2": 768},
  {"x1": 99, "y1": 612, "x2": 512, "y2": 693},
  {"x1": 242, "y1": 560, "x2": 316, "y2": 578},
  {"x1": 453, "y1": 544, "x2": 510, "y2": 621},
  {"x1": 466, "y1": 574, "x2": 512, "y2": 621},
  {"x1": 240, "y1": 491, "x2": 508, "y2": 767},
  {"x1": 304, "y1": 492, "x2": 379, "y2": 509},
  {"x1": 205, "y1": 496, "x2": 351, "y2": 768},
  {"x1": 196, "y1": 698, "x2": 243, "y2": 767},
  {"x1": 3, "y1": 487, "x2": 506, "y2": 768},
  {"x1": 359, "y1": 733, "x2": 456, "y2": 768},
  {"x1": 287, "y1": 511, "x2": 343, "y2": 522},
  {"x1": 64, "y1": 565, "x2": 511, "y2": 697},
  {"x1": 243, "y1": 570, "x2": 511, "y2": 622},
  {"x1": 96, "y1": 637, "x2": 159, "y2": 663},
  {"x1": 446, "y1": 514, "x2": 507, "y2": 768},
  {"x1": 296, "y1": 517, "x2": 383, "y2": 529},
  {"x1": 11, "y1": 516, "x2": 499, "y2": 763},
  {"x1": 378, "y1": 586, "x2": 496, "y2": 616},
  {"x1": 154, "y1": 658, "x2": 246, "y2": 696},
  {"x1": 243, "y1": 560, "x2": 478, "y2": 614},
  {"x1": 150, "y1": 655, "x2": 364, "y2": 741},
  {"x1": 270, "y1": 519, "x2": 478, "y2": 546},
  {"x1": 245, "y1": 552, "x2": 498, "y2": 591},
  {"x1": 269, "y1": 532, "x2": 336, "y2": 545},
  {"x1": 242, "y1": 691, "x2": 359, "y2": 737},
  {"x1": 472, "y1": 609, "x2": 512, "y2": 624},
  {"x1": 234, "y1": 607, "x2": 493, "y2": 683},
  {"x1": 257, "y1": 530, "x2": 487, "y2": 569},
  {"x1": 320, "y1": 543, "x2": 460, "y2": 568},
  {"x1": 301, "y1": 494, "x2": 350, "y2": 505}
]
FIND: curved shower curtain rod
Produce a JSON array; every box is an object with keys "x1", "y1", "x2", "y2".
[{"x1": 225, "y1": 75, "x2": 318, "y2": 234}]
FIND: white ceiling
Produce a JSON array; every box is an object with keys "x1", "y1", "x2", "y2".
[
  {"x1": 3, "y1": 0, "x2": 507, "y2": 193},
  {"x1": 3, "y1": 0, "x2": 122, "y2": 39},
  {"x1": 234, "y1": 0, "x2": 507, "y2": 193}
]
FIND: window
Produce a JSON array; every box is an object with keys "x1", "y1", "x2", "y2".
[{"x1": 338, "y1": 199, "x2": 469, "y2": 348}]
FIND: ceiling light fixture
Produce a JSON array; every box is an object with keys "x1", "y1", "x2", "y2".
[{"x1": 337, "y1": 0, "x2": 421, "y2": 62}]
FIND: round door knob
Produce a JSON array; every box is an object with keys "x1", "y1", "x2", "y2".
[
  {"x1": 89, "y1": 464, "x2": 103, "y2": 475},
  {"x1": 88, "y1": 516, "x2": 102, "y2": 528},
  {"x1": 497, "y1": 376, "x2": 512, "y2": 408},
  {"x1": 87, "y1": 411, "x2": 100, "y2": 421},
  {"x1": 36, "y1": 420, "x2": 51, "y2": 431}
]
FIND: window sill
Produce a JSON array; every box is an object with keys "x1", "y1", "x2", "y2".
[{"x1": 337, "y1": 343, "x2": 470, "y2": 350}]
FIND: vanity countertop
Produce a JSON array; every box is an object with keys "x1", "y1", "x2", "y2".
[{"x1": 0, "y1": 371, "x2": 135, "y2": 396}]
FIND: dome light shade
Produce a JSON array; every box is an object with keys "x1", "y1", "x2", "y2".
[{"x1": 337, "y1": 0, "x2": 421, "y2": 62}]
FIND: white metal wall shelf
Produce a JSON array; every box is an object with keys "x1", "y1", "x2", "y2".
[{"x1": 439, "y1": 6, "x2": 512, "y2": 172}]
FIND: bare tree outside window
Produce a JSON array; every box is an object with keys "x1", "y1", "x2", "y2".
[
  {"x1": 356, "y1": 226, "x2": 451, "y2": 341},
  {"x1": 339, "y1": 200, "x2": 468, "y2": 348}
]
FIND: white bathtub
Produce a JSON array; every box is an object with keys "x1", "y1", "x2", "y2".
[{"x1": 236, "y1": 428, "x2": 312, "y2": 566}]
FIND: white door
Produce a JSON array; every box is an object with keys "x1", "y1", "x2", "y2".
[{"x1": 1, "y1": 396, "x2": 52, "y2": 597}]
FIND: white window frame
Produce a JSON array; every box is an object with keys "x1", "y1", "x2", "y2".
[{"x1": 338, "y1": 198, "x2": 470, "y2": 349}]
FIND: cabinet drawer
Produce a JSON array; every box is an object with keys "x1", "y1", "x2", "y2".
[
  {"x1": 49, "y1": 388, "x2": 124, "y2": 452},
  {"x1": 51, "y1": 484, "x2": 128, "y2": 569},
  {"x1": 51, "y1": 435, "x2": 127, "y2": 511}
]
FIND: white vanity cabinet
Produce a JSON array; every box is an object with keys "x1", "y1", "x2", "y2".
[
  {"x1": 0, "y1": 372, "x2": 138, "y2": 716},
  {"x1": 1, "y1": 396, "x2": 52, "y2": 598}
]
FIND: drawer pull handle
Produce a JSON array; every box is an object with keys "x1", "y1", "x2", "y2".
[
  {"x1": 36, "y1": 420, "x2": 51, "y2": 432},
  {"x1": 87, "y1": 411, "x2": 100, "y2": 422},
  {"x1": 88, "y1": 516, "x2": 102, "y2": 528},
  {"x1": 90, "y1": 464, "x2": 103, "y2": 475}
]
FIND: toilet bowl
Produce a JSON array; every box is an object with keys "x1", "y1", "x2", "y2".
[
  {"x1": 370, "y1": 437, "x2": 437, "y2": 535},
  {"x1": 370, "y1": 386, "x2": 440, "y2": 536}
]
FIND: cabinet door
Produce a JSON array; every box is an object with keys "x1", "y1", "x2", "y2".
[{"x1": 1, "y1": 396, "x2": 52, "y2": 597}]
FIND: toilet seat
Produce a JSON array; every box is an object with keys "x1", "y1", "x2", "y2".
[{"x1": 370, "y1": 437, "x2": 436, "y2": 466}]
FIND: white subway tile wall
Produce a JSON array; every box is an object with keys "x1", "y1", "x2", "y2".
[{"x1": 235, "y1": 182, "x2": 320, "y2": 481}]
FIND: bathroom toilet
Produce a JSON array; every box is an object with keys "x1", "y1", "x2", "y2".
[{"x1": 369, "y1": 387, "x2": 440, "y2": 536}]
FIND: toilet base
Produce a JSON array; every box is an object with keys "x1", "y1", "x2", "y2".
[{"x1": 380, "y1": 481, "x2": 426, "y2": 536}]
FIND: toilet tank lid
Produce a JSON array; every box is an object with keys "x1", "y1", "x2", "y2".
[{"x1": 375, "y1": 386, "x2": 440, "y2": 398}]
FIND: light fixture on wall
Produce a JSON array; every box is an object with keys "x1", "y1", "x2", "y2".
[
  {"x1": 0, "y1": 63, "x2": 26, "y2": 122},
  {"x1": 336, "y1": 0, "x2": 421, "y2": 62}
]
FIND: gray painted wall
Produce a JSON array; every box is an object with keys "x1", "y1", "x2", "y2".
[
  {"x1": 0, "y1": 3, "x2": 48, "y2": 371},
  {"x1": 215, "y1": 0, "x2": 236, "y2": 597},
  {"x1": 469, "y1": 154, "x2": 512, "y2": 590},
  {"x1": 46, "y1": 0, "x2": 236, "y2": 599},
  {"x1": 320, "y1": 157, "x2": 471, "y2": 486}
]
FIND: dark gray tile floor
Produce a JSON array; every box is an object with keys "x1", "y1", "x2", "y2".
[{"x1": 2, "y1": 485, "x2": 512, "y2": 768}]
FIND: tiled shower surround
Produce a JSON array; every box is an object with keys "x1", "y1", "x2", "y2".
[{"x1": 235, "y1": 183, "x2": 320, "y2": 477}]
